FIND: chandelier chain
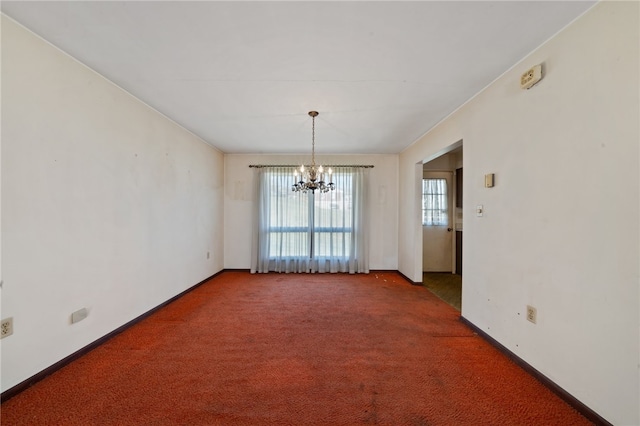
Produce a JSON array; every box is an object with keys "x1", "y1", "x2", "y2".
[
  {"x1": 291, "y1": 110, "x2": 335, "y2": 194},
  {"x1": 311, "y1": 113, "x2": 315, "y2": 167}
]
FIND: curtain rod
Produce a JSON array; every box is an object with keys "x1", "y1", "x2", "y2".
[{"x1": 249, "y1": 164, "x2": 374, "y2": 168}]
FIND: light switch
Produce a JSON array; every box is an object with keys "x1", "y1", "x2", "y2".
[{"x1": 476, "y1": 205, "x2": 483, "y2": 217}]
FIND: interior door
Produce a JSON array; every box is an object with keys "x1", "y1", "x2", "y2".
[{"x1": 422, "y1": 171, "x2": 453, "y2": 272}]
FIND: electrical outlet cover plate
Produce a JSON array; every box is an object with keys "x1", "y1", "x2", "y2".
[
  {"x1": 526, "y1": 305, "x2": 537, "y2": 324},
  {"x1": 1, "y1": 317, "x2": 14, "y2": 338}
]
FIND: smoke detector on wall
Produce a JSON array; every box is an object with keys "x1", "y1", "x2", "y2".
[{"x1": 520, "y1": 64, "x2": 543, "y2": 89}]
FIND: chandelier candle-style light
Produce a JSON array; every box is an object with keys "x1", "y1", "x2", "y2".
[{"x1": 292, "y1": 111, "x2": 335, "y2": 194}]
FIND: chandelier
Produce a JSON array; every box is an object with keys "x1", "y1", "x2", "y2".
[{"x1": 292, "y1": 111, "x2": 335, "y2": 194}]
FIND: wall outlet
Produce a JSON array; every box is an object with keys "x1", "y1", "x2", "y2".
[
  {"x1": 526, "y1": 305, "x2": 537, "y2": 324},
  {"x1": 207, "y1": 251, "x2": 210, "y2": 259},
  {"x1": 1, "y1": 317, "x2": 14, "y2": 338}
]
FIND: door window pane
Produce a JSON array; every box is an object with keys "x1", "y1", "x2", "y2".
[{"x1": 422, "y1": 178, "x2": 448, "y2": 226}]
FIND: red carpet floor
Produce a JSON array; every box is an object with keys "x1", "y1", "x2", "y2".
[{"x1": 2, "y1": 271, "x2": 591, "y2": 425}]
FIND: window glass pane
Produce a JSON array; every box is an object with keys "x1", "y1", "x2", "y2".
[
  {"x1": 314, "y1": 172, "x2": 352, "y2": 257},
  {"x1": 266, "y1": 170, "x2": 310, "y2": 257},
  {"x1": 266, "y1": 168, "x2": 354, "y2": 258},
  {"x1": 422, "y1": 178, "x2": 448, "y2": 226}
]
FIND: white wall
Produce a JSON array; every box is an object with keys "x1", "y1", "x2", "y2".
[
  {"x1": 399, "y1": 2, "x2": 639, "y2": 424},
  {"x1": 224, "y1": 154, "x2": 398, "y2": 271},
  {"x1": 1, "y1": 16, "x2": 225, "y2": 392},
  {"x1": 422, "y1": 153, "x2": 455, "y2": 171}
]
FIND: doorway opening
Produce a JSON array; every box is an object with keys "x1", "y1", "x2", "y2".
[{"x1": 421, "y1": 144, "x2": 462, "y2": 310}]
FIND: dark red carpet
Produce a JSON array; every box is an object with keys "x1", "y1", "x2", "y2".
[{"x1": 2, "y1": 271, "x2": 590, "y2": 425}]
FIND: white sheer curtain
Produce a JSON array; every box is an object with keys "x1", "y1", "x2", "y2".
[
  {"x1": 252, "y1": 167, "x2": 311, "y2": 273},
  {"x1": 251, "y1": 166, "x2": 369, "y2": 274}
]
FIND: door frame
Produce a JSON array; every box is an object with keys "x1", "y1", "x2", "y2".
[{"x1": 417, "y1": 139, "x2": 463, "y2": 280}]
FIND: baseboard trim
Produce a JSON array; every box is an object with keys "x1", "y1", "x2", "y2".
[
  {"x1": 1, "y1": 270, "x2": 225, "y2": 403},
  {"x1": 396, "y1": 270, "x2": 422, "y2": 286},
  {"x1": 459, "y1": 316, "x2": 611, "y2": 426}
]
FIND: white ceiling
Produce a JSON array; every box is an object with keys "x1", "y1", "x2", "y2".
[{"x1": 2, "y1": 1, "x2": 595, "y2": 155}]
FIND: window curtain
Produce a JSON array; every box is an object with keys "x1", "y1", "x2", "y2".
[{"x1": 251, "y1": 166, "x2": 369, "y2": 274}]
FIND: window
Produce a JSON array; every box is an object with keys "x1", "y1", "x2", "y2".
[
  {"x1": 264, "y1": 170, "x2": 352, "y2": 259},
  {"x1": 252, "y1": 166, "x2": 368, "y2": 274},
  {"x1": 422, "y1": 178, "x2": 448, "y2": 226}
]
